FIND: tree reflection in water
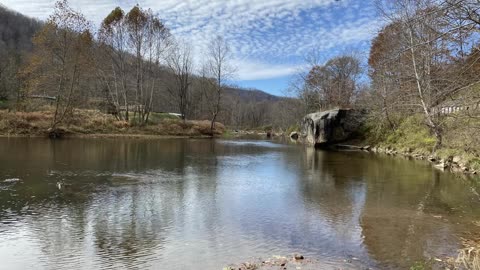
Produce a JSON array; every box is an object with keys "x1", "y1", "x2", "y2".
[{"x1": 0, "y1": 138, "x2": 478, "y2": 269}]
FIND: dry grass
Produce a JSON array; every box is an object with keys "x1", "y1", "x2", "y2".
[
  {"x1": 456, "y1": 247, "x2": 480, "y2": 270},
  {"x1": 148, "y1": 119, "x2": 225, "y2": 136},
  {"x1": 0, "y1": 109, "x2": 52, "y2": 135},
  {"x1": 454, "y1": 228, "x2": 480, "y2": 270},
  {"x1": 0, "y1": 109, "x2": 225, "y2": 137}
]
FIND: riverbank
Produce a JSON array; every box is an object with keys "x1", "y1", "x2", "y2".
[
  {"x1": 334, "y1": 143, "x2": 480, "y2": 177},
  {"x1": 225, "y1": 254, "x2": 368, "y2": 270},
  {"x1": 336, "y1": 114, "x2": 480, "y2": 177},
  {"x1": 0, "y1": 109, "x2": 225, "y2": 138},
  {"x1": 224, "y1": 252, "x2": 476, "y2": 270}
]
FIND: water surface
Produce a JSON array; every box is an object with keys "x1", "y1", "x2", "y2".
[{"x1": 0, "y1": 137, "x2": 479, "y2": 269}]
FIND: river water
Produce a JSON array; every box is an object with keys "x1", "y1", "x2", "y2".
[{"x1": 0, "y1": 137, "x2": 479, "y2": 269}]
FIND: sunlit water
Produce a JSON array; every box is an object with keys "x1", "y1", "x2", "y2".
[{"x1": 0, "y1": 137, "x2": 479, "y2": 269}]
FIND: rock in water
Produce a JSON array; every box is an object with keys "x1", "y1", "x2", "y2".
[
  {"x1": 294, "y1": 254, "x2": 304, "y2": 260},
  {"x1": 289, "y1": 131, "x2": 299, "y2": 140},
  {"x1": 300, "y1": 109, "x2": 364, "y2": 147}
]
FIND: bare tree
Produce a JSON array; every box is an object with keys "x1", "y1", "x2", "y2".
[
  {"x1": 373, "y1": 0, "x2": 480, "y2": 149},
  {"x1": 305, "y1": 55, "x2": 361, "y2": 110},
  {"x1": 98, "y1": 5, "x2": 171, "y2": 125},
  {"x1": 201, "y1": 36, "x2": 235, "y2": 133},
  {"x1": 166, "y1": 40, "x2": 193, "y2": 121},
  {"x1": 22, "y1": 0, "x2": 93, "y2": 130},
  {"x1": 445, "y1": 0, "x2": 480, "y2": 28},
  {"x1": 290, "y1": 53, "x2": 361, "y2": 113},
  {"x1": 125, "y1": 6, "x2": 171, "y2": 125},
  {"x1": 98, "y1": 7, "x2": 130, "y2": 120},
  {"x1": 367, "y1": 21, "x2": 406, "y2": 131}
]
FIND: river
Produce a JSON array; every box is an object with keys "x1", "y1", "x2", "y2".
[{"x1": 0, "y1": 137, "x2": 479, "y2": 269}]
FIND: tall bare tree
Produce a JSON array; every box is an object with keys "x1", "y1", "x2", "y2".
[
  {"x1": 98, "y1": 7, "x2": 130, "y2": 120},
  {"x1": 201, "y1": 36, "x2": 235, "y2": 133},
  {"x1": 166, "y1": 41, "x2": 193, "y2": 121},
  {"x1": 98, "y1": 5, "x2": 171, "y2": 125},
  {"x1": 125, "y1": 5, "x2": 171, "y2": 125}
]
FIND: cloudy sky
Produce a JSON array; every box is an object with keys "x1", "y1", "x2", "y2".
[{"x1": 2, "y1": 0, "x2": 382, "y2": 96}]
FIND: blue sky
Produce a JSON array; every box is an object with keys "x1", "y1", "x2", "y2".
[{"x1": 2, "y1": 0, "x2": 382, "y2": 96}]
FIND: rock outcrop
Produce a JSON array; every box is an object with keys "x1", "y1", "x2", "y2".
[{"x1": 300, "y1": 109, "x2": 364, "y2": 147}]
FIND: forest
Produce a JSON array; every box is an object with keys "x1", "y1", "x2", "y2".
[{"x1": 0, "y1": 1, "x2": 303, "y2": 136}]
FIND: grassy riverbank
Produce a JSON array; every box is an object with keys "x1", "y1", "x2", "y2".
[
  {"x1": 359, "y1": 114, "x2": 480, "y2": 270},
  {"x1": 360, "y1": 114, "x2": 480, "y2": 173},
  {"x1": 0, "y1": 109, "x2": 225, "y2": 138}
]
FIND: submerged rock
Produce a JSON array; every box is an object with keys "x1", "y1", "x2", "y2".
[{"x1": 300, "y1": 109, "x2": 365, "y2": 147}]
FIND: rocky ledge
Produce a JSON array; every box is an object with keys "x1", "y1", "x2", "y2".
[
  {"x1": 337, "y1": 144, "x2": 479, "y2": 176},
  {"x1": 292, "y1": 109, "x2": 365, "y2": 147},
  {"x1": 224, "y1": 254, "x2": 369, "y2": 270}
]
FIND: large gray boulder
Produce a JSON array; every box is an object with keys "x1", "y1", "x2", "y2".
[{"x1": 300, "y1": 109, "x2": 364, "y2": 147}]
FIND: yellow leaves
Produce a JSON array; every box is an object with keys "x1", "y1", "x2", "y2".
[
  {"x1": 102, "y1": 7, "x2": 124, "y2": 28},
  {"x1": 47, "y1": 0, "x2": 91, "y2": 35},
  {"x1": 126, "y1": 5, "x2": 149, "y2": 29},
  {"x1": 20, "y1": 0, "x2": 95, "y2": 105}
]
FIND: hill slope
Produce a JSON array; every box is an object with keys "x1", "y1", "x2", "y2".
[
  {"x1": 0, "y1": 5, "x2": 41, "y2": 51},
  {"x1": 0, "y1": 4, "x2": 302, "y2": 129}
]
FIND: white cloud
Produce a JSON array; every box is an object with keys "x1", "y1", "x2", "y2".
[
  {"x1": 1, "y1": 0, "x2": 382, "y2": 83},
  {"x1": 233, "y1": 59, "x2": 305, "y2": 81}
]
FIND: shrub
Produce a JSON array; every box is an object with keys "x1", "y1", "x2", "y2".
[
  {"x1": 385, "y1": 116, "x2": 436, "y2": 151},
  {"x1": 113, "y1": 120, "x2": 130, "y2": 129}
]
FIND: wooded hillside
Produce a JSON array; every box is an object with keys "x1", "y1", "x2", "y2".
[
  {"x1": 291, "y1": 0, "x2": 480, "y2": 169},
  {"x1": 0, "y1": 2, "x2": 302, "y2": 132}
]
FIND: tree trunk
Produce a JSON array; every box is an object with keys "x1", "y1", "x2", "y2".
[
  {"x1": 210, "y1": 112, "x2": 217, "y2": 135},
  {"x1": 408, "y1": 26, "x2": 442, "y2": 151}
]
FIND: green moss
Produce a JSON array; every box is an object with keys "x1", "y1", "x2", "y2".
[
  {"x1": 222, "y1": 129, "x2": 234, "y2": 138},
  {"x1": 409, "y1": 261, "x2": 432, "y2": 270}
]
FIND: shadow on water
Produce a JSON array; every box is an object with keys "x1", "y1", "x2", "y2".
[{"x1": 0, "y1": 137, "x2": 479, "y2": 269}]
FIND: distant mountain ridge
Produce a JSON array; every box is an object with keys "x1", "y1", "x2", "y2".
[{"x1": 225, "y1": 87, "x2": 282, "y2": 103}]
